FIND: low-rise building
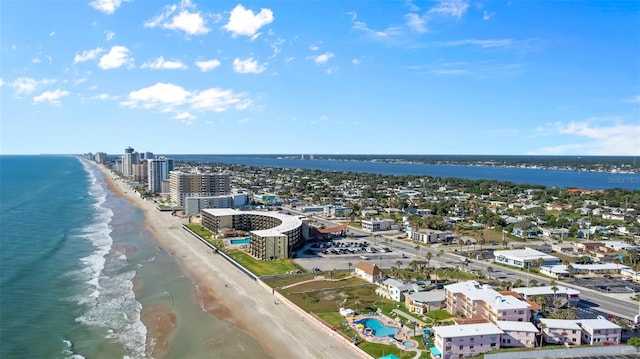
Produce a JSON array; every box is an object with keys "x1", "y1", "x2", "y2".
[
  {"x1": 433, "y1": 323, "x2": 503, "y2": 358},
  {"x1": 512, "y1": 286, "x2": 580, "y2": 307},
  {"x1": 405, "y1": 290, "x2": 445, "y2": 315},
  {"x1": 538, "y1": 318, "x2": 581, "y2": 345},
  {"x1": 493, "y1": 248, "x2": 562, "y2": 268},
  {"x1": 410, "y1": 229, "x2": 453, "y2": 244},
  {"x1": 354, "y1": 262, "x2": 384, "y2": 284},
  {"x1": 578, "y1": 319, "x2": 622, "y2": 345},
  {"x1": 496, "y1": 321, "x2": 538, "y2": 348},
  {"x1": 361, "y1": 218, "x2": 395, "y2": 232},
  {"x1": 445, "y1": 281, "x2": 531, "y2": 323}
]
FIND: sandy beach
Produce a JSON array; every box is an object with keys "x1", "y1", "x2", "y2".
[{"x1": 95, "y1": 162, "x2": 366, "y2": 359}]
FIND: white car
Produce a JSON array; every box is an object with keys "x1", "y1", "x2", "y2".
[{"x1": 360, "y1": 255, "x2": 369, "y2": 260}]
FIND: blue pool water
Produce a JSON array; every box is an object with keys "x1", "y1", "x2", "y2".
[
  {"x1": 230, "y1": 237, "x2": 251, "y2": 245},
  {"x1": 403, "y1": 341, "x2": 415, "y2": 347},
  {"x1": 360, "y1": 318, "x2": 398, "y2": 337}
]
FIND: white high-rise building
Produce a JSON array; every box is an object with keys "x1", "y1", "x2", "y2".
[
  {"x1": 147, "y1": 157, "x2": 174, "y2": 193},
  {"x1": 169, "y1": 171, "x2": 230, "y2": 206},
  {"x1": 122, "y1": 146, "x2": 139, "y2": 178}
]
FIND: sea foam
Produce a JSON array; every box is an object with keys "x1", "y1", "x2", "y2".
[{"x1": 72, "y1": 160, "x2": 148, "y2": 358}]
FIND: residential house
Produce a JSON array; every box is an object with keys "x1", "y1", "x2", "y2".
[
  {"x1": 433, "y1": 323, "x2": 503, "y2": 358},
  {"x1": 578, "y1": 319, "x2": 622, "y2": 345},
  {"x1": 551, "y1": 243, "x2": 576, "y2": 255},
  {"x1": 496, "y1": 321, "x2": 538, "y2": 348},
  {"x1": 378, "y1": 278, "x2": 411, "y2": 302},
  {"x1": 405, "y1": 290, "x2": 445, "y2": 315},
  {"x1": 538, "y1": 318, "x2": 581, "y2": 345},
  {"x1": 573, "y1": 242, "x2": 603, "y2": 253},
  {"x1": 354, "y1": 262, "x2": 384, "y2": 284}
]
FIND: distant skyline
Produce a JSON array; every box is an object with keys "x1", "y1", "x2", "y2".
[{"x1": 1, "y1": 0, "x2": 639, "y2": 156}]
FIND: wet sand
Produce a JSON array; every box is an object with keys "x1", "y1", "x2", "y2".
[{"x1": 95, "y1": 163, "x2": 367, "y2": 359}]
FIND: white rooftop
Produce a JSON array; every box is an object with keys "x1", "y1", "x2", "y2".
[
  {"x1": 513, "y1": 286, "x2": 580, "y2": 297},
  {"x1": 445, "y1": 281, "x2": 530, "y2": 311},
  {"x1": 494, "y1": 248, "x2": 559, "y2": 261},
  {"x1": 577, "y1": 319, "x2": 622, "y2": 330},
  {"x1": 538, "y1": 318, "x2": 581, "y2": 330},
  {"x1": 434, "y1": 323, "x2": 503, "y2": 338},
  {"x1": 202, "y1": 208, "x2": 303, "y2": 236},
  {"x1": 407, "y1": 290, "x2": 445, "y2": 303},
  {"x1": 496, "y1": 321, "x2": 539, "y2": 333}
]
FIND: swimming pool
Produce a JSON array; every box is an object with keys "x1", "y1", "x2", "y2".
[
  {"x1": 359, "y1": 318, "x2": 398, "y2": 337},
  {"x1": 230, "y1": 237, "x2": 251, "y2": 245}
]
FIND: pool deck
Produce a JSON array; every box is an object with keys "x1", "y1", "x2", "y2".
[{"x1": 351, "y1": 313, "x2": 420, "y2": 352}]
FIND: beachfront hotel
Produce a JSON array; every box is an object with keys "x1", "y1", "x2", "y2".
[
  {"x1": 147, "y1": 157, "x2": 174, "y2": 193},
  {"x1": 169, "y1": 171, "x2": 231, "y2": 206},
  {"x1": 444, "y1": 281, "x2": 531, "y2": 323},
  {"x1": 201, "y1": 208, "x2": 307, "y2": 260}
]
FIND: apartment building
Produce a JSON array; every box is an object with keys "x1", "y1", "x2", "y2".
[
  {"x1": 410, "y1": 229, "x2": 453, "y2": 244},
  {"x1": 201, "y1": 208, "x2": 306, "y2": 260},
  {"x1": 538, "y1": 318, "x2": 581, "y2": 345},
  {"x1": 433, "y1": 323, "x2": 503, "y2": 358},
  {"x1": 445, "y1": 281, "x2": 531, "y2": 323},
  {"x1": 578, "y1": 319, "x2": 622, "y2": 345},
  {"x1": 361, "y1": 218, "x2": 395, "y2": 232},
  {"x1": 496, "y1": 321, "x2": 538, "y2": 348},
  {"x1": 512, "y1": 286, "x2": 580, "y2": 308},
  {"x1": 147, "y1": 157, "x2": 174, "y2": 193},
  {"x1": 169, "y1": 171, "x2": 230, "y2": 206}
]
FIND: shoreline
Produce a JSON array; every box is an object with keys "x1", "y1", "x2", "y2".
[{"x1": 94, "y1": 162, "x2": 364, "y2": 359}]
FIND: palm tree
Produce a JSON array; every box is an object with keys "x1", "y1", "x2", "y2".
[
  {"x1": 347, "y1": 261, "x2": 353, "y2": 273},
  {"x1": 487, "y1": 266, "x2": 494, "y2": 280},
  {"x1": 425, "y1": 252, "x2": 433, "y2": 269},
  {"x1": 514, "y1": 279, "x2": 524, "y2": 288},
  {"x1": 537, "y1": 322, "x2": 547, "y2": 347},
  {"x1": 396, "y1": 260, "x2": 403, "y2": 270},
  {"x1": 415, "y1": 244, "x2": 421, "y2": 257},
  {"x1": 529, "y1": 279, "x2": 539, "y2": 287}
]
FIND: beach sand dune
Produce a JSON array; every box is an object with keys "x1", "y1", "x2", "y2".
[{"x1": 96, "y1": 163, "x2": 366, "y2": 359}]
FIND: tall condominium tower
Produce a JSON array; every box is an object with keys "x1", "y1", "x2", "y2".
[
  {"x1": 122, "y1": 146, "x2": 139, "y2": 178},
  {"x1": 147, "y1": 157, "x2": 174, "y2": 193},
  {"x1": 169, "y1": 171, "x2": 231, "y2": 206}
]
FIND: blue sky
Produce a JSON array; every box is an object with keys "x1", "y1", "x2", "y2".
[{"x1": 1, "y1": 0, "x2": 638, "y2": 156}]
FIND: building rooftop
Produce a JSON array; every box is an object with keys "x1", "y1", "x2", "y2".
[
  {"x1": 202, "y1": 208, "x2": 303, "y2": 235},
  {"x1": 493, "y1": 248, "x2": 559, "y2": 261},
  {"x1": 577, "y1": 319, "x2": 622, "y2": 330},
  {"x1": 513, "y1": 286, "x2": 580, "y2": 297},
  {"x1": 538, "y1": 318, "x2": 582, "y2": 330},
  {"x1": 496, "y1": 321, "x2": 538, "y2": 333},
  {"x1": 434, "y1": 323, "x2": 504, "y2": 338},
  {"x1": 445, "y1": 281, "x2": 531, "y2": 311},
  {"x1": 407, "y1": 290, "x2": 445, "y2": 303}
]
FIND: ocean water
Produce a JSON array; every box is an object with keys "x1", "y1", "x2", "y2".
[{"x1": 0, "y1": 156, "x2": 270, "y2": 359}]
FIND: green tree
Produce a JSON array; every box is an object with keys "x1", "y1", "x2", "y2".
[{"x1": 628, "y1": 337, "x2": 640, "y2": 348}]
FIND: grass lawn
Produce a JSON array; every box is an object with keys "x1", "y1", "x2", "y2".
[
  {"x1": 435, "y1": 269, "x2": 479, "y2": 281},
  {"x1": 226, "y1": 249, "x2": 302, "y2": 276},
  {"x1": 357, "y1": 341, "x2": 417, "y2": 359},
  {"x1": 280, "y1": 277, "x2": 368, "y2": 294},
  {"x1": 185, "y1": 224, "x2": 213, "y2": 239},
  {"x1": 426, "y1": 309, "x2": 452, "y2": 321},
  {"x1": 286, "y1": 284, "x2": 381, "y2": 313}
]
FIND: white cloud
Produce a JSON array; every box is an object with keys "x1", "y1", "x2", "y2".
[
  {"x1": 122, "y1": 82, "x2": 251, "y2": 120},
  {"x1": 483, "y1": 10, "x2": 495, "y2": 20},
  {"x1": 89, "y1": 0, "x2": 125, "y2": 14},
  {"x1": 141, "y1": 56, "x2": 188, "y2": 70},
  {"x1": 353, "y1": 21, "x2": 403, "y2": 40},
  {"x1": 352, "y1": 58, "x2": 361, "y2": 65},
  {"x1": 173, "y1": 111, "x2": 195, "y2": 124},
  {"x1": 145, "y1": 0, "x2": 210, "y2": 36},
  {"x1": 195, "y1": 59, "x2": 221, "y2": 72},
  {"x1": 405, "y1": 13, "x2": 427, "y2": 33},
  {"x1": 105, "y1": 31, "x2": 115, "y2": 40},
  {"x1": 622, "y1": 95, "x2": 640, "y2": 103},
  {"x1": 428, "y1": 0, "x2": 469, "y2": 18},
  {"x1": 532, "y1": 120, "x2": 640, "y2": 156},
  {"x1": 232, "y1": 57, "x2": 266, "y2": 74},
  {"x1": 32, "y1": 57, "x2": 42, "y2": 64},
  {"x1": 74, "y1": 47, "x2": 104, "y2": 64},
  {"x1": 91, "y1": 93, "x2": 117, "y2": 100},
  {"x1": 49, "y1": 31, "x2": 55, "y2": 37},
  {"x1": 309, "y1": 52, "x2": 334, "y2": 65},
  {"x1": 309, "y1": 44, "x2": 320, "y2": 51},
  {"x1": 439, "y1": 39, "x2": 513, "y2": 48},
  {"x1": 224, "y1": 4, "x2": 274, "y2": 39},
  {"x1": 33, "y1": 89, "x2": 70, "y2": 105},
  {"x1": 269, "y1": 37, "x2": 285, "y2": 59},
  {"x1": 10, "y1": 77, "x2": 56, "y2": 95},
  {"x1": 0, "y1": 78, "x2": 4, "y2": 87},
  {"x1": 98, "y1": 46, "x2": 132, "y2": 69}
]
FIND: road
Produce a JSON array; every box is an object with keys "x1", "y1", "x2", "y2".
[{"x1": 287, "y1": 209, "x2": 639, "y2": 321}]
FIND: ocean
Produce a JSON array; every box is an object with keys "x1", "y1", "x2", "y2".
[
  {"x1": 0, "y1": 156, "x2": 270, "y2": 359},
  {"x1": 169, "y1": 155, "x2": 640, "y2": 190}
]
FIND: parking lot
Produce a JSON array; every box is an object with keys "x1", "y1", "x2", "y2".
[{"x1": 572, "y1": 276, "x2": 640, "y2": 294}]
